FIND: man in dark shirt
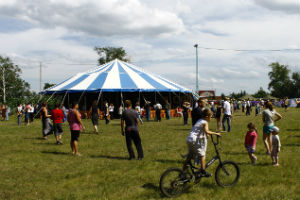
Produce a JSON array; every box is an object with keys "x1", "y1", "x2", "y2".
[
  {"x1": 121, "y1": 100, "x2": 144, "y2": 160},
  {"x1": 191, "y1": 99, "x2": 206, "y2": 126}
]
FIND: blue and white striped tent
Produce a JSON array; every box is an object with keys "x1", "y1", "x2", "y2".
[{"x1": 43, "y1": 59, "x2": 191, "y2": 94}]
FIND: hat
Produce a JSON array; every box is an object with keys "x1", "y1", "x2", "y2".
[{"x1": 271, "y1": 126, "x2": 280, "y2": 133}]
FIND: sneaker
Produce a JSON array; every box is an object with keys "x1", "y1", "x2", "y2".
[
  {"x1": 273, "y1": 163, "x2": 279, "y2": 167},
  {"x1": 201, "y1": 170, "x2": 212, "y2": 178},
  {"x1": 251, "y1": 157, "x2": 257, "y2": 165}
]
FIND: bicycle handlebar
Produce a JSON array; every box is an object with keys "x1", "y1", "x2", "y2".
[{"x1": 211, "y1": 134, "x2": 220, "y2": 145}]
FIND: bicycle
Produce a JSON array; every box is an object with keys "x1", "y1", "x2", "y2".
[{"x1": 159, "y1": 135, "x2": 240, "y2": 198}]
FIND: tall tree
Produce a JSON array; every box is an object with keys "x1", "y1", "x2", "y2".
[
  {"x1": 291, "y1": 72, "x2": 300, "y2": 98},
  {"x1": 0, "y1": 56, "x2": 31, "y2": 104},
  {"x1": 94, "y1": 47, "x2": 130, "y2": 65},
  {"x1": 43, "y1": 83, "x2": 55, "y2": 90},
  {"x1": 268, "y1": 62, "x2": 293, "y2": 98},
  {"x1": 253, "y1": 87, "x2": 268, "y2": 98}
]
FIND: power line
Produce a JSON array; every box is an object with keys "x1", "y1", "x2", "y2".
[{"x1": 197, "y1": 46, "x2": 300, "y2": 52}]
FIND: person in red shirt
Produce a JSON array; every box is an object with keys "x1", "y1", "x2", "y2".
[
  {"x1": 51, "y1": 103, "x2": 64, "y2": 145},
  {"x1": 245, "y1": 122, "x2": 258, "y2": 165}
]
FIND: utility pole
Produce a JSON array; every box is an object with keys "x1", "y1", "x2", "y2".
[
  {"x1": 1, "y1": 65, "x2": 6, "y2": 103},
  {"x1": 194, "y1": 44, "x2": 199, "y2": 93},
  {"x1": 40, "y1": 62, "x2": 42, "y2": 92}
]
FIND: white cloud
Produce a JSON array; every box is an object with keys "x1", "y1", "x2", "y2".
[
  {"x1": 252, "y1": 0, "x2": 300, "y2": 14},
  {"x1": 0, "y1": 0, "x2": 184, "y2": 37}
]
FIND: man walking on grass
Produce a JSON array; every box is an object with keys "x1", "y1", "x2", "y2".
[{"x1": 121, "y1": 100, "x2": 144, "y2": 160}]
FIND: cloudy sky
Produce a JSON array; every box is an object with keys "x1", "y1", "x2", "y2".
[{"x1": 0, "y1": 0, "x2": 299, "y2": 95}]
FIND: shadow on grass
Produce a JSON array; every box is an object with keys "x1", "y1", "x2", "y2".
[
  {"x1": 155, "y1": 159, "x2": 182, "y2": 164},
  {"x1": 223, "y1": 151, "x2": 265, "y2": 155},
  {"x1": 90, "y1": 155, "x2": 128, "y2": 160},
  {"x1": 24, "y1": 137, "x2": 44, "y2": 140},
  {"x1": 32, "y1": 142, "x2": 58, "y2": 146},
  {"x1": 286, "y1": 129, "x2": 300, "y2": 132},
  {"x1": 236, "y1": 162, "x2": 270, "y2": 166},
  {"x1": 142, "y1": 183, "x2": 159, "y2": 191},
  {"x1": 284, "y1": 143, "x2": 300, "y2": 147},
  {"x1": 81, "y1": 131, "x2": 99, "y2": 135},
  {"x1": 41, "y1": 151, "x2": 70, "y2": 155}
]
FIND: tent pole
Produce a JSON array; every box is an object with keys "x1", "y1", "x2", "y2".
[
  {"x1": 60, "y1": 91, "x2": 68, "y2": 108},
  {"x1": 68, "y1": 93, "x2": 70, "y2": 108},
  {"x1": 139, "y1": 90, "x2": 141, "y2": 107},
  {"x1": 96, "y1": 90, "x2": 102, "y2": 105}
]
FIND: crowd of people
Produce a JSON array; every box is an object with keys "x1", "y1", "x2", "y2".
[{"x1": 0, "y1": 95, "x2": 290, "y2": 167}]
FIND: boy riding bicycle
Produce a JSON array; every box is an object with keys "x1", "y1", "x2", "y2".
[{"x1": 183, "y1": 109, "x2": 221, "y2": 177}]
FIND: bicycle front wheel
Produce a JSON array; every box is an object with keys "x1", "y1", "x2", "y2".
[
  {"x1": 215, "y1": 161, "x2": 240, "y2": 187},
  {"x1": 159, "y1": 167, "x2": 190, "y2": 198}
]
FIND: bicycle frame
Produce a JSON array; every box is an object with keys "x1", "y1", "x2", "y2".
[{"x1": 189, "y1": 135, "x2": 223, "y2": 174}]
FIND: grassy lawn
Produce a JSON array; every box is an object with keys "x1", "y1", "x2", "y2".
[{"x1": 0, "y1": 108, "x2": 299, "y2": 200}]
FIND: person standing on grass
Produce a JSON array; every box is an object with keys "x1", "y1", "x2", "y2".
[
  {"x1": 89, "y1": 100, "x2": 100, "y2": 134},
  {"x1": 165, "y1": 100, "x2": 171, "y2": 120},
  {"x1": 5, "y1": 104, "x2": 10, "y2": 121},
  {"x1": 109, "y1": 103, "x2": 114, "y2": 120},
  {"x1": 154, "y1": 102, "x2": 162, "y2": 122},
  {"x1": 104, "y1": 100, "x2": 109, "y2": 124},
  {"x1": 68, "y1": 102, "x2": 85, "y2": 156},
  {"x1": 145, "y1": 101, "x2": 151, "y2": 122},
  {"x1": 222, "y1": 97, "x2": 231, "y2": 132},
  {"x1": 215, "y1": 102, "x2": 222, "y2": 131},
  {"x1": 121, "y1": 100, "x2": 143, "y2": 160},
  {"x1": 244, "y1": 123, "x2": 258, "y2": 165},
  {"x1": 270, "y1": 127, "x2": 281, "y2": 166},
  {"x1": 51, "y1": 103, "x2": 64, "y2": 145},
  {"x1": 24, "y1": 103, "x2": 30, "y2": 125},
  {"x1": 183, "y1": 109, "x2": 221, "y2": 177},
  {"x1": 246, "y1": 99, "x2": 251, "y2": 116},
  {"x1": 182, "y1": 102, "x2": 190, "y2": 125},
  {"x1": 262, "y1": 102, "x2": 282, "y2": 155},
  {"x1": 17, "y1": 103, "x2": 23, "y2": 125},
  {"x1": 41, "y1": 102, "x2": 52, "y2": 140}
]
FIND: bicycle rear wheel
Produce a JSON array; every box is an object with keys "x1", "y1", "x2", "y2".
[
  {"x1": 159, "y1": 168, "x2": 190, "y2": 197},
  {"x1": 215, "y1": 161, "x2": 240, "y2": 187}
]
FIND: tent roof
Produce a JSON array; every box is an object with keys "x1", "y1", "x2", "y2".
[{"x1": 43, "y1": 59, "x2": 192, "y2": 94}]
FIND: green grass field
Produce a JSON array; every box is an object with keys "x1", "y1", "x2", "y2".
[{"x1": 0, "y1": 108, "x2": 299, "y2": 200}]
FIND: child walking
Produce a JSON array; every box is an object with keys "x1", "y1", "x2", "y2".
[
  {"x1": 271, "y1": 127, "x2": 281, "y2": 166},
  {"x1": 183, "y1": 108, "x2": 221, "y2": 177},
  {"x1": 244, "y1": 123, "x2": 258, "y2": 165}
]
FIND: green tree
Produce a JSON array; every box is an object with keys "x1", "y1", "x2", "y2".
[
  {"x1": 0, "y1": 56, "x2": 31, "y2": 105},
  {"x1": 43, "y1": 83, "x2": 55, "y2": 90},
  {"x1": 291, "y1": 72, "x2": 300, "y2": 98},
  {"x1": 94, "y1": 47, "x2": 130, "y2": 65},
  {"x1": 253, "y1": 87, "x2": 268, "y2": 98},
  {"x1": 268, "y1": 62, "x2": 294, "y2": 98}
]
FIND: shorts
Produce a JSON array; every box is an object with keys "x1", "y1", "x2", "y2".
[
  {"x1": 187, "y1": 138, "x2": 207, "y2": 158},
  {"x1": 53, "y1": 123, "x2": 63, "y2": 136},
  {"x1": 246, "y1": 145, "x2": 255, "y2": 153},
  {"x1": 71, "y1": 130, "x2": 80, "y2": 142},
  {"x1": 263, "y1": 125, "x2": 274, "y2": 134}
]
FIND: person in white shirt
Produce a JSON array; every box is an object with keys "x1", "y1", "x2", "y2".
[
  {"x1": 271, "y1": 127, "x2": 281, "y2": 166},
  {"x1": 108, "y1": 103, "x2": 114, "y2": 120},
  {"x1": 246, "y1": 99, "x2": 251, "y2": 116},
  {"x1": 28, "y1": 104, "x2": 35, "y2": 122},
  {"x1": 17, "y1": 104, "x2": 23, "y2": 125},
  {"x1": 154, "y1": 102, "x2": 162, "y2": 122},
  {"x1": 222, "y1": 97, "x2": 231, "y2": 132}
]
